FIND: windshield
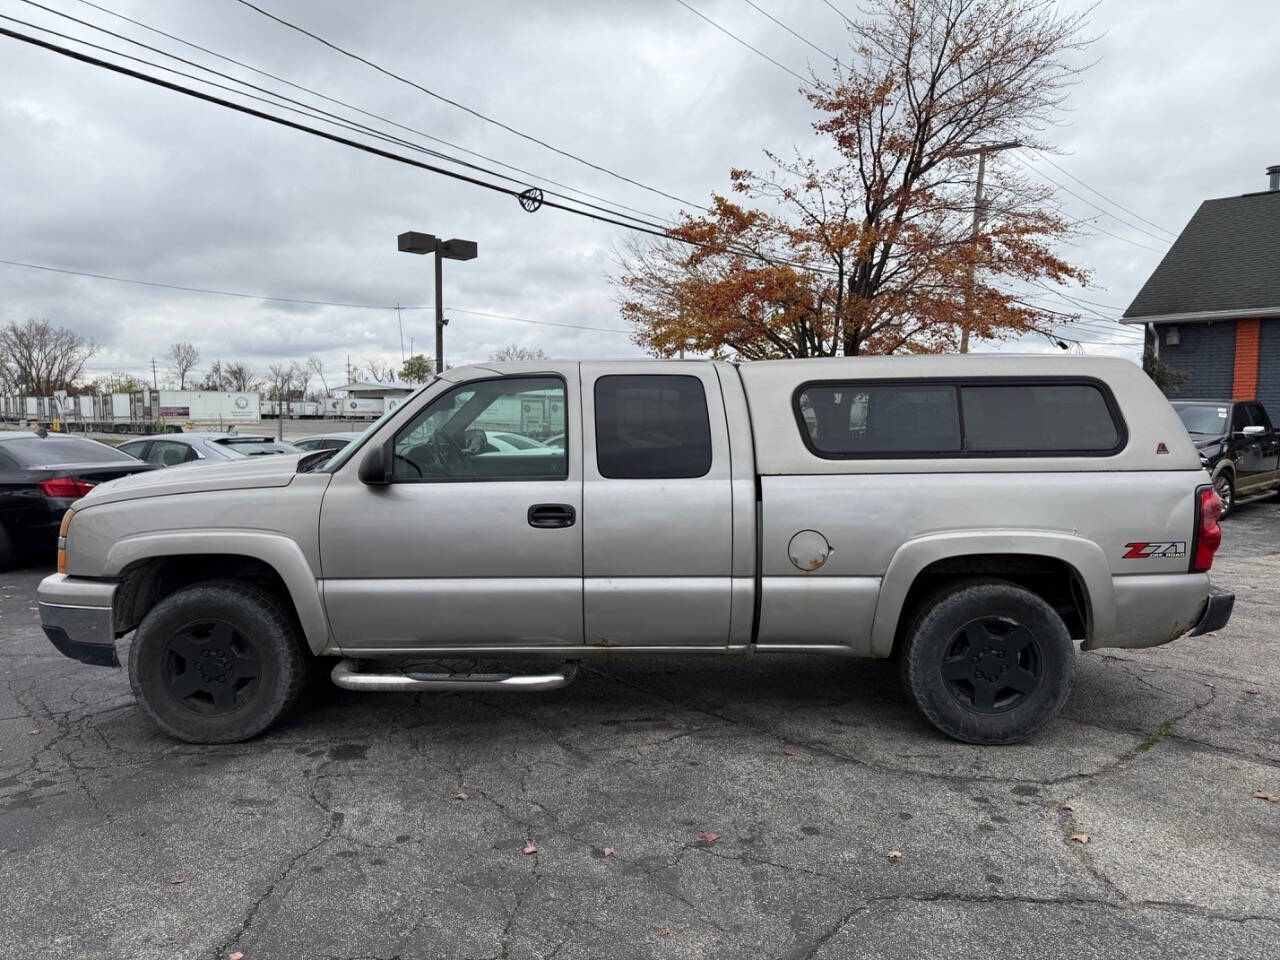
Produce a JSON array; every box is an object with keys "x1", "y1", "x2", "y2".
[
  {"x1": 1172, "y1": 402, "x2": 1229, "y2": 437},
  {"x1": 320, "y1": 380, "x2": 435, "y2": 473}
]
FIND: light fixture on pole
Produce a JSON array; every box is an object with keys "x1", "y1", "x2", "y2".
[{"x1": 397, "y1": 231, "x2": 477, "y2": 373}]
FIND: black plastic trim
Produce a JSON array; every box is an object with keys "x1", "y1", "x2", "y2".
[
  {"x1": 1188, "y1": 586, "x2": 1234, "y2": 637},
  {"x1": 42, "y1": 625, "x2": 119, "y2": 667},
  {"x1": 791, "y1": 375, "x2": 1130, "y2": 460}
]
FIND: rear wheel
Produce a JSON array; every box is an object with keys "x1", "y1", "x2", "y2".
[
  {"x1": 898, "y1": 579, "x2": 1075, "y2": 744},
  {"x1": 129, "y1": 581, "x2": 305, "y2": 743}
]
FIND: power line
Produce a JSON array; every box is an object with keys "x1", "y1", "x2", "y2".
[
  {"x1": 445, "y1": 308, "x2": 632, "y2": 334},
  {"x1": 738, "y1": 0, "x2": 837, "y2": 62},
  {"x1": 820, "y1": 0, "x2": 854, "y2": 26},
  {"x1": 11, "y1": 2, "x2": 672, "y2": 233},
  {"x1": 0, "y1": 25, "x2": 689, "y2": 240},
  {"x1": 673, "y1": 0, "x2": 810, "y2": 84},
  {"x1": 1027, "y1": 148, "x2": 1177, "y2": 238},
  {"x1": 231, "y1": 0, "x2": 707, "y2": 211},
  {"x1": 1010, "y1": 152, "x2": 1172, "y2": 250},
  {"x1": 57, "y1": 0, "x2": 675, "y2": 227}
]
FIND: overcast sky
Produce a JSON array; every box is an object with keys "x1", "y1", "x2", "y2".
[{"x1": 0, "y1": 0, "x2": 1276, "y2": 387}]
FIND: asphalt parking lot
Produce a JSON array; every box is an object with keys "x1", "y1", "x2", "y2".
[{"x1": 1, "y1": 509, "x2": 1278, "y2": 960}]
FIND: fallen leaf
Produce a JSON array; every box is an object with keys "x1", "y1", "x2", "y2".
[
  {"x1": 1253, "y1": 791, "x2": 1279, "y2": 804},
  {"x1": 783, "y1": 748, "x2": 796, "y2": 757},
  {"x1": 29, "y1": 729, "x2": 38, "y2": 735},
  {"x1": 455, "y1": 790, "x2": 469, "y2": 800},
  {"x1": 522, "y1": 841, "x2": 537, "y2": 855},
  {"x1": 1061, "y1": 803, "x2": 1074, "y2": 812},
  {"x1": 660, "y1": 926, "x2": 672, "y2": 937},
  {"x1": 886, "y1": 849, "x2": 903, "y2": 861},
  {"x1": 1244, "y1": 688, "x2": 1260, "y2": 695},
  {"x1": 229, "y1": 952, "x2": 244, "y2": 960},
  {"x1": 169, "y1": 875, "x2": 184, "y2": 885},
  {"x1": 602, "y1": 847, "x2": 614, "y2": 857},
  {"x1": 697, "y1": 830, "x2": 720, "y2": 844},
  {"x1": 1070, "y1": 834, "x2": 1090, "y2": 845}
]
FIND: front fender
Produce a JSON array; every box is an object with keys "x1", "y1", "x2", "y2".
[
  {"x1": 868, "y1": 531, "x2": 1115, "y2": 658},
  {"x1": 104, "y1": 530, "x2": 332, "y2": 655}
]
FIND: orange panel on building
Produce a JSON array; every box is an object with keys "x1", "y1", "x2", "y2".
[{"x1": 1232, "y1": 318, "x2": 1260, "y2": 400}]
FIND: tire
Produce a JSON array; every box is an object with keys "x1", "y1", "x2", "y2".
[
  {"x1": 128, "y1": 580, "x2": 305, "y2": 744},
  {"x1": 0, "y1": 524, "x2": 15, "y2": 573},
  {"x1": 898, "y1": 578, "x2": 1075, "y2": 744},
  {"x1": 1213, "y1": 470, "x2": 1234, "y2": 518}
]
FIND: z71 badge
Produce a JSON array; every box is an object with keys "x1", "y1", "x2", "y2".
[{"x1": 1123, "y1": 541, "x2": 1187, "y2": 559}]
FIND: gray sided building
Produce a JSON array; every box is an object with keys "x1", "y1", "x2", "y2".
[{"x1": 1122, "y1": 166, "x2": 1280, "y2": 410}]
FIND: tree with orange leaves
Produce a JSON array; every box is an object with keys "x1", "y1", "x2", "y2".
[{"x1": 614, "y1": 0, "x2": 1094, "y2": 359}]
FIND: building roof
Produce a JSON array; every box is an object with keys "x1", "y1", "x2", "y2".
[{"x1": 1121, "y1": 188, "x2": 1280, "y2": 324}]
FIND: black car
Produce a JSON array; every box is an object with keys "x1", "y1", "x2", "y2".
[
  {"x1": 1171, "y1": 399, "x2": 1280, "y2": 517},
  {"x1": 0, "y1": 431, "x2": 155, "y2": 569}
]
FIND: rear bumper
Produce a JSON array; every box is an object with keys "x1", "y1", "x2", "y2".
[
  {"x1": 37, "y1": 573, "x2": 118, "y2": 667},
  {"x1": 1188, "y1": 585, "x2": 1234, "y2": 637}
]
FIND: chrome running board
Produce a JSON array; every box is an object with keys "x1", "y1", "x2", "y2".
[{"x1": 330, "y1": 658, "x2": 577, "y2": 692}]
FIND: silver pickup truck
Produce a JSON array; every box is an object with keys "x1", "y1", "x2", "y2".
[{"x1": 37, "y1": 355, "x2": 1233, "y2": 745}]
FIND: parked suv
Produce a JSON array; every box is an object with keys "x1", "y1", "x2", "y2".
[
  {"x1": 37, "y1": 357, "x2": 1233, "y2": 746},
  {"x1": 1171, "y1": 399, "x2": 1280, "y2": 517}
]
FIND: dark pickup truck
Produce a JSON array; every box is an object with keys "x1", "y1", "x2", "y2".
[{"x1": 1172, "y1": 399, "x2": 1280, "y2": 516}]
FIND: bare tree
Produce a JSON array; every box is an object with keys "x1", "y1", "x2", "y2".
[
  {"x1": 0, "y1": 318, "x2": 98, "y2": 394},
  {"x1": 198, "y1": 359, "x2": 225, "y2": 391},
  {"x1": 489, "y1": 345, "x2": 548, "y2": 362},
  {"x1": 223, "y1": 361, "x2": 259, "y2": 392},
  {"x1": 84, "y1": 371, "x2": 147, "y2": 394},
  {"x1": 294, "y1": 364, "x2": 313, "y2": 404},
  {"x1": 166, "y1": 341, "x2": 200, "y2": 390},
  {"x1": 363, "y1": 358, "x2": 397, "y2": 383},
  {"x1": 266, "y1": 362, "x2": 296, "y2": 440},
  {"x1": 307, "y1": 355, "x2": 329, "y2": 396}
]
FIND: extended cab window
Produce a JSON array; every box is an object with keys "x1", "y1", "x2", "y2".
[
  {"x1": 594, "y1": 375, "x2": 712, "y2": 478},
  {"x1": 392, "y1": 377, "x2": 567, "y2": 481},
  {"x1": 797, "y1": 379, "x2": 1123, "y2": 458}
]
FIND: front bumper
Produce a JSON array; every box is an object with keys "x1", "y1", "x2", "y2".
[
  {"x1": 1188, "y1": 585, "x2": 1235, "y2": 637},
  {"x1": 37, "y1": 573, "x2": 118, "y2": 667}
]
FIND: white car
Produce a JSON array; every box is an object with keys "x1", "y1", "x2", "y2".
[{"x1": 468, "y1": 430, "x2": 554, "y2": 456}]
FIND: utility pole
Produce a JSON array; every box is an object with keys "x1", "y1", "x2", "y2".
[
  {"x1": 150, "y1": 357, "x2": 158, "y2": 391},
  {"x1": 395, "y1": 302, "x2": 405, "y2": 363},
  {"x1": 955, "y1": 141, "x2": 1021, "y2": 353}
]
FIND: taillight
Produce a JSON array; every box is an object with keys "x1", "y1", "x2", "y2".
[
  {"x1": 37, "y1": 477, "x2": 95, "y2": 499},
  {"x1": 1190, "y1": 485, "x2": 1222, "y2": 572},
  {"x1": 57, "y1": 508, "x2": 74, "y2": 574}
]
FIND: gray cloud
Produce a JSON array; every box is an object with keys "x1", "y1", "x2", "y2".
[{"x1": 0, "y1": 0, "x2": 1274, "y2": 383}]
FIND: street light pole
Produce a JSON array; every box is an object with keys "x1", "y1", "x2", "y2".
[
  {"x1": 434, "y1": 245, "x2": 444, "y2": 373},
  {"x1": 398, "y1": 231, "x2": 478, "y2": 374}
]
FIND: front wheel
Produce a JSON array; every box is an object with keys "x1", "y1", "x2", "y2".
[
  {"x1": 898, "y1": 579, "x2": 1075, "y2": 744},
  {"x1": 129, "y1": 581, "x2": 305, "y2": 743}
]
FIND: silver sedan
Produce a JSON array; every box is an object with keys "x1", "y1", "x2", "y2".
[{"x1": 117, "y1": 432, "x2": 301, "y2": 467}]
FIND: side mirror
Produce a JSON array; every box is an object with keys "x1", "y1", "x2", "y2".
[
  {"x1": 1241, "y1": 425, "x2": 1267, "y2": 437},
  {"x1": 358, "y1": 444, "x2": 391, "y2": 485}
]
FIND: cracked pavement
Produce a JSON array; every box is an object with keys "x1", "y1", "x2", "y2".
[{"x1": 1, "y1": 509, "x2": 1278, "y2": 959}]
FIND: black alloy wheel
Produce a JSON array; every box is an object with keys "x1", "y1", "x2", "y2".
[
  {"x1": 162, "y1": 619, "x2": 261, "y2": 714},
  {"x1": 940, "y1": 617, "x2": 1042, "y2": 714}
]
